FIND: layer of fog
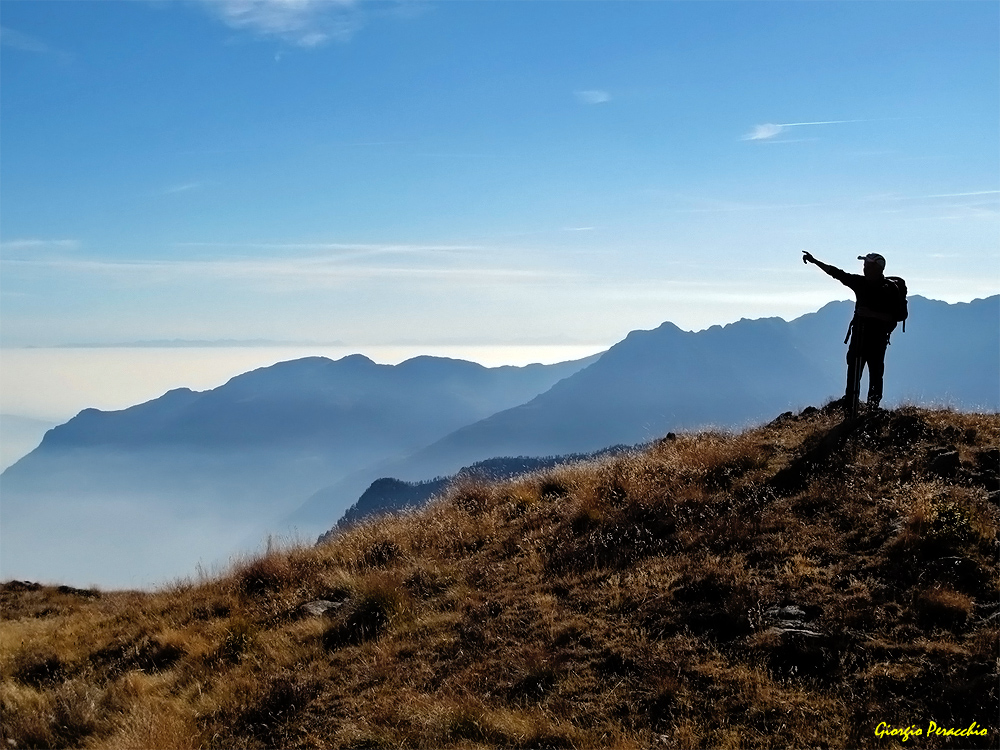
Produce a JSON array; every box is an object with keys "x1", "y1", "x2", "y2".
[
  {"x1": 0, "y1": 450, "x2": 325, "y2": 589},
  {"x1": 0, "y1": 414, "x2": 56, "y2": 472}
]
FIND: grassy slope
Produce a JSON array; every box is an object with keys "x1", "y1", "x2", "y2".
[{"x1": 1, "y1": 405, "x2": 997, "y2": 750}]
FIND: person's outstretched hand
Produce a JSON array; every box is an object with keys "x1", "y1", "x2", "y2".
[{"x1": 802, "y1": 251, "x2": 815, "y2": 264}]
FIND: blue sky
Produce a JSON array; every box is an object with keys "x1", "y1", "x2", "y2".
[{"x1": 1, "y1": 0, "x2": 998, "y2": 350}]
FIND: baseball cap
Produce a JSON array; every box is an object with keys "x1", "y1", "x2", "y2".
[{"x1": 858, "y1": 253, "x2": 886, "y2": 270}]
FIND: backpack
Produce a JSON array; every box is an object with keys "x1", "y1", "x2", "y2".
[{"x1": 884, "y1": 276, "x2": 908, "y2": 332}]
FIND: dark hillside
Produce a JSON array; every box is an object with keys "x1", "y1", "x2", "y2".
[
  {"x1": 1, "y1": 406, "x2": 997, "y2": 749},
  {"x1": 327, "y1": 447, "x2": 636, "y2": 534}
]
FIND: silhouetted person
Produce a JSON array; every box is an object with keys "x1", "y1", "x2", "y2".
[{"x1": 802, "y1": 251, "x2": 902, "y2": 413}]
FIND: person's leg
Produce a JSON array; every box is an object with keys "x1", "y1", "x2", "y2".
[
  {"x1": 865, "y1": 333, "x2": 889, "y2": 407},
  {"x1": 845, "y1": 355, "x2": 863, "y2": 399},
  {"x1": 845, "y1": 328, "x2": 865, "y2": 416}
]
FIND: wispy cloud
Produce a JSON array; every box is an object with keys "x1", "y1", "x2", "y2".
[
  {"x1": 741, "y1": 119, "x2": 865, "y2": 141},
  {"x1": 171, "y1": 241, "x2": 483, "y2": 258},
  {"x1": 923, "y1": 190, "x2": 1000, "y2": 199},
  {"x1": 575, "y1": 89, "x2": 611, "y2": 105},
  {"x1": 648, "y1": 188, "x2": 1000, "y2": 222},
  {"x1": 1, "y1": 256, "x2": 555, "y2": 290},
  {"x1": 204, "y1": 0, "x2": 363, "y2": 46},
  {"x1": 864, "y1": 189, "x2": 1000, "y2": 204},
  {"x1": 0, "y1": 26, "x2": 71, "y2": 62},
  {"x1": 0, "y1": 239, "x2": 80, "y2": 254},
  {"x1": 0, "y1": 242, "x2": 563, "y2": 290},
  {"x1": 651, "y1": 192, "x2": 822, "y2": 214},
  {"x1": 673, "y1": 202, "x2": 823, "y2": 213},
  {"x1": 861, "y1": 189, "x2": 1000, "y2": 220},
  {"x1": 162, "y1": 182, "x2": 203, "y2": 195}
]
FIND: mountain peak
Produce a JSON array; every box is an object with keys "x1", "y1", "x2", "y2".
[
  {"x1": 337, "y1": 353, "x2": 377, "y2": 366},
  {"x1": 398, "y1": 355, "x2": 485, "y2": 371}
]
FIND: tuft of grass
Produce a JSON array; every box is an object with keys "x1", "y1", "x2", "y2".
[
  {"x1": 233, "y1": 548, "x2": 295, "y2": 597},
  {"x1": 323, "y1": 572, "x2": 412, "y2": 649},
  {"x1": 213, "y1": 618, "x2": 256, "y2": 665},
  {"x1": 914, "y1": 586, "x2": 975, "y2": 629}
]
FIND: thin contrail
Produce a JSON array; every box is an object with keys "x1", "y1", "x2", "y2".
[
  {"x1": 742, "y1": 119, "x2": 868, "y2": 141},
  {"x1": 779, "y1": 119, "x2": 866, "y2": 126}
]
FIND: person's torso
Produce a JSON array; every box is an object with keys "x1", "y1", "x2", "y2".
[{"x1": 848, "y1": 275, "x2": 895, "y2": 325}]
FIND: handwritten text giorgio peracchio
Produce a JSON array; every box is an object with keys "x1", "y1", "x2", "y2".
[{"x1": 875, "y1": 721, "x2": 988, "y2": 742}]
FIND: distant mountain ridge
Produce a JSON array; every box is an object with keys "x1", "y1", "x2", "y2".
[
  {"x1": 36, "y1": 354, "x2": 597, "y2": 451},
  {"x1": 0, "y1": 353, "x2": 597, "y2": 587},
  {"x1": 421, "y1": 295, "x2": 998, "y2": 461},
  {"x1": 288, "y1": 295, "x2": 999, "y2": 532}
]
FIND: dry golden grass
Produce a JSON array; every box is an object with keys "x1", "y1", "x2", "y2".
[{"x1": 1, "y1": 405, "x2": 997, "y2": 749}]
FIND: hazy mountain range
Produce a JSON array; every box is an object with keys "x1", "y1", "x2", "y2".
[
  {"x1": 2, "y1": 295, "x2": 996, "y2": 588},
  {"x1": 0, "y1": 355, "x2": 596, "y2": 587}
]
